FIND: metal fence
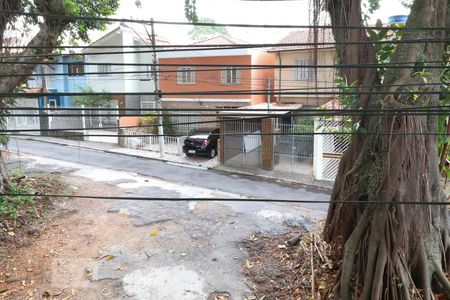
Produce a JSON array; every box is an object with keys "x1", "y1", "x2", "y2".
[
  {"x1": 49, "y1": 107, "x2": 118, "y2": 131},
  {"x1": 223, "y1": 118, "x2": 261, "y2": 168},
  {"x1": 6, "y1": 108, "x2": 40, "y2": 131},
  {"x1": 169, "y1": 111, "x2": 218, "y2": 136},
  {"x1": 122, "y1": 129, "x2": 185, "y2": 155},
  {"x1": 273, "y1": 118, "x2": 314, "y2": 175},
  {"x1": 313, "y1": 118, "x2": 351, "y2": 181}
]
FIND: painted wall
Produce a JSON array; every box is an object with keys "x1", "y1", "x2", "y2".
[
  {"x1": 159, "y1": 55, "x2": 252, "y2": 100},
  {"x1": 28, "y1": 56, "x2": 87, "y2": 107},
  {"x1": 84, "y1": 27, "x2": 156, "y2": 113},
  {"x1": 251, "y1": 51, "x2": 276, "y2": 105},
  {"x1": 274, "y1": 48, "x2": 336, "y2": 106},
  {"x1": 84, "y1": 28, "x2": 155, "y2": 93}
]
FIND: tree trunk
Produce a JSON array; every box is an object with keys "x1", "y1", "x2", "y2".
[
  {"x1": 0, "y1": 0, "x2": 72, "y2": 188},
  {"x1": 321, "y1": 0, "x2": 450, "y2": 299}
]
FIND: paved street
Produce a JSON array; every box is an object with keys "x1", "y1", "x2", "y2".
[
  {"x1": 9, "y1": 138, "x2": 330, "y2": 212},
  {"x1": 3, "y1": 138, "x2": 330, "y2": 299}
]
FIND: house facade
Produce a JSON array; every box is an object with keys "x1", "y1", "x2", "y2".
[
  {"x1": 83, "y1": 23, "x2": 170, "y2": 115},
  {"x1": 27, "y1": 55, "x2": 87, "y2": 108},
  {"x1": 269, "y1": 29, "x2": 336, "y2": 107},
  {"x1": 158, "y1": 36, "x2": 276, "y2": 111}
]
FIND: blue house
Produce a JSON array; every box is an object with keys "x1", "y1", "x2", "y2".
[{"x1": 28, "y1": 55, "x2": 87, "y2": 108}]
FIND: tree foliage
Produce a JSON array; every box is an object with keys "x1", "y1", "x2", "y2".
[
  {"x1": 0, "y1": 0, "x2": 120, "y2": 188},
  {"x1": 188, "y1": 17, "x2": 230, "y2": 40}
]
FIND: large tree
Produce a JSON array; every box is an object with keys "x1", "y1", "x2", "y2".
[
  {"x1": 183, "y1": 0, "x2": 450, "y2": 298},
  {"x1": 320, "y1": 0, "x2": 450, "y2": 299},
  {"x1": 0, "y1": 0, "x2": 120, "y2": 189}
]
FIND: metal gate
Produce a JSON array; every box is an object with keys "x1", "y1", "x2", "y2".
[
  {"x1": 223, "y1": 118, "x2": 261, "y2": 169},
  {"x1": 273, "y1": 117, "x2": 314, "y2": 175}
]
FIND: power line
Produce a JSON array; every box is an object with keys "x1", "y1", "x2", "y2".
[
  {"x1": 5, "y1": 105, "x2": 450, "y2": 113},
  {"x1": 1, "y1": 193, "x2": 449, "y2": 206},
  {"x1": 1, "y1": 68, "x2": 446, "y2": 78},
  {"x1": 0, "y1": 90, "x2": 445, "y2": 98},
  {"x1": 0, "y1": 61, "x2": 445, "y2": 70},
  {"x1": 2, "y1": 39, "x2": 450, "y2": 51},
  {"x1": 0, "y1": 10, "x2": 447, "y2": 31},
  {"x1": 3, "y1": 37, "x2": 450, "y2": 59}
]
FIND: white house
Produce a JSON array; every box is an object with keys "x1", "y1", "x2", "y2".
[{"x1": 83, "y1": 23, "x2": 170, "y2": 115}]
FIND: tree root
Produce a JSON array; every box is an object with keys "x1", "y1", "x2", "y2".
[{"x1": 432, "y1": 260, "x2": 450, "y2": 298}]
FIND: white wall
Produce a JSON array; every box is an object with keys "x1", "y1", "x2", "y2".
[{"x1": 84, "y1": 28, "x2": 155, "y2": 94}]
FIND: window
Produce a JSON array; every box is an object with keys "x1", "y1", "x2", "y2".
[
  {"x1": 177, "y1": 67, "x2": 195, "y2": 84},
  {"x1": 98, "y1": 64, "x2": 112, "y2": 77},
  {"x1": 222, "y1": 67, "x2": 241, "y2": 84},
  {"x1": 295, "y1": 59, "x2": 316, "y2": 81},
  {"x1": 140, "y1": 97, "x2": 156, "y2": 113},
  {"x1": 68, "y1": 63, "x2": 84, "y2": 76}
]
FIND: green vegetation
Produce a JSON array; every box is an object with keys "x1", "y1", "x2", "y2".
[
  {"x1": 188, "y1": 17, "x2": 230, "y2": 40},
  {"x1": 139, "y1": 114, "x2": 179, "y2": 136},
  {"x1": 72, "y1": 86, "x2": 111, "y2": 108},
  {"x1": 0, "y1": 172, "x2": 66, "y2": 219}
]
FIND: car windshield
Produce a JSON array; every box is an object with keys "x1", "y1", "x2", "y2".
[{"x1": 188, "y1": 128, "x2": 214, "y2": 136}]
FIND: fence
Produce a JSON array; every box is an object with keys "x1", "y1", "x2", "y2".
[
  {"x1": 122, "y1": 129, "x2": 185, "y2": 156},
  {"x1": 6, "y1": 108, "x2": 40, "y2": 131},
  {"x1": 223, "y1": 118, "x2": 262, "y2": 169},
  {"x1": 313, "y1": 118, "x2": 351, "y2": 181},
  {"x1": 49, "y1": 107, "x2": 118, "y2": 131},
  {"x1": 170, "y1": 111, "x2": 218, "y2": 136},
  {"x1": 273, "y1": 118, "x2": 314, "y2": 175}
]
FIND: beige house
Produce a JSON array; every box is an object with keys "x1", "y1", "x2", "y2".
[{"x1": 269, "y1": 29, "x2": 336, "y2": 107}]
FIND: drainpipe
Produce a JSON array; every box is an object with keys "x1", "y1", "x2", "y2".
[
  {"x1": 277, "y1": 51, "x2": 282, "y2": 104},
  {"x1": 266, "y1": 77, "x2": 271, "y2": 111}
]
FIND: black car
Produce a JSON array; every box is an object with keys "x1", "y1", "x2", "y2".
[{"x1": 183, "y1": 128, "x2": 220, "y2": 158}]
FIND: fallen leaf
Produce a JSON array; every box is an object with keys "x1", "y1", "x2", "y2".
[
  {"x1": 149, "y1": 229, "x2": 158, "y2": 236},
  {"x1": 97, "y1": 254, "x2": 116, "y2": 261}
]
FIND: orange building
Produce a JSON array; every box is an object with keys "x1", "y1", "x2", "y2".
[{"x1": 158, "y1": 36, "x2": 276, "y2": 111}]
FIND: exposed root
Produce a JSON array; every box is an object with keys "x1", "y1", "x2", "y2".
[
  {"x1": 338, "y1": 209, "x2": 371, "y2": 299},
  {"x1": 432, "y1": 260, "x2": 450, "y2": 297}
]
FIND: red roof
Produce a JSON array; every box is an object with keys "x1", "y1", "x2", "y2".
[{"x1": 269, "y1": 29, "x2": 335, "y2": 52}]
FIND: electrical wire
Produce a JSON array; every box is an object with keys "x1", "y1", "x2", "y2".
[
  {"x1": 0, "y1": 61, "x2": 445, "y2": 69},
  {"x1": 0, "y1": 10, "x2": 448, "y2": 31},
  {"x1": 1, "y1": 193, "x2": 449, "y2": 206},
  {"x1": 3, "y1": 37, "x2": 450, "y2": 58},
  {"x1": 0, "y1": 89, "x2": 444, "y2": 98}
]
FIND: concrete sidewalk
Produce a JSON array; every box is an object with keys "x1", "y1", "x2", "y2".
[{"x1": 14, "y1": 135, "x2": 333, "y2": 191}]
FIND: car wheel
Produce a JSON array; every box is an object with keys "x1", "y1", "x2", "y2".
[
  {"x1": 208, "y1": 148, "x2": 217, "y2": 158},
  {"x1": 185, "y1": 153, "x2": 192, "y2": 157}
]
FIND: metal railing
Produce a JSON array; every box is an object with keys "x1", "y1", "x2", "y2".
[{"x1": 122, "y1": 129, "x2": 185, "y2": 155}]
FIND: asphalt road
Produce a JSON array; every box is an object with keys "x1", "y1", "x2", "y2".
[
  {"x1": 5, "y1": 138, "x2": 333, "y2": 298},
  {"x1": 8, "y1": 138, "x2": 330, "y2": 212}
]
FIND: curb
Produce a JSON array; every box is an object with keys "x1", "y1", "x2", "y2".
[{"x1": 15, "y1": 136, "x2": 333, "y2": 193}]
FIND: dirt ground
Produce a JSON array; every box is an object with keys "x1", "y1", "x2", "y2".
[
  {"x1": 0, "y1": 176, "x2": 142, "y2": 300},
  {"x1": 243, "y1": 229, "x2": 336, "y2": 300}
]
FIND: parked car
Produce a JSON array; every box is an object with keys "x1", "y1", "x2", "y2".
[{"x1": 183, "y1": 128, "x2": 220, "y2": 158}]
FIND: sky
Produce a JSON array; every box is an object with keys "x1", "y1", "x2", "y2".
[{"x1": 91, "y1": 0, "x2": 410, "y2": 44}]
